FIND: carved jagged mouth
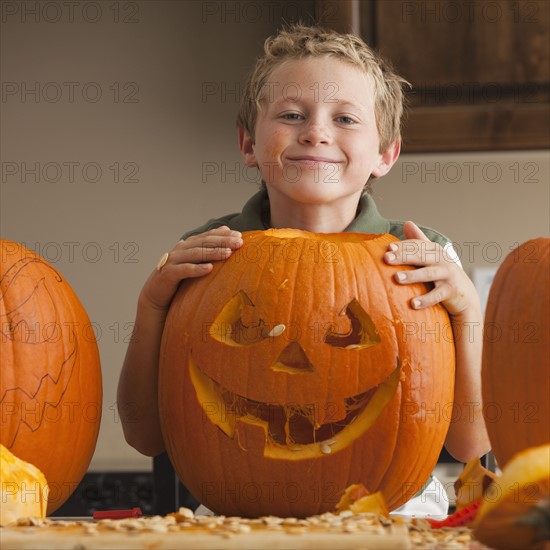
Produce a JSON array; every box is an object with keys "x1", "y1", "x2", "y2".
[
  {"x1": 218, "y1": 383, "x2": 378, "y2": 446},
  {"x1": 189, "y1": 358, "x2": 402, "y2": 460}
]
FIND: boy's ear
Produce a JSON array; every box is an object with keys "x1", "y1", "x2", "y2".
[
  {"x1": 371, "y1": 139, "x2": 401, "y2": 178},
  {"x1": 238, "y1": 127, "x2": 257, "y2": 167}
]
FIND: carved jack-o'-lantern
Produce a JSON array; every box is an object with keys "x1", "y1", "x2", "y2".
[
  {"x1": 0, "y1": 240, "x2": 102, "y2": 514},
  {"x1": 159, "y1": 230, "x2": 455, "y2": 517}
]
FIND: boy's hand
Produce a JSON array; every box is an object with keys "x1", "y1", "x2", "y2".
[
  {"x1": 384, "y1": 221, "x2": 476, "y2": 318},
  {"x1": 140, "y1": 226, "x2": 243, "y2": 311}
]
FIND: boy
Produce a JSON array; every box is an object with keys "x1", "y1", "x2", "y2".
[{"x1": 118, "y1": 24, "x2": 490, "y2": 515}]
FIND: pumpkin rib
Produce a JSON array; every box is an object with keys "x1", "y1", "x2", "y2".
[
  {"x1": 328, "y1": 241, "x2": 353, "y2": 415},
  {"x1": 363, "y1": 235, "x2": 409, "y2": 495},
  {"x1": 281, "y1": 236, "x2": 305, "y2": 408},
  {"x1": 342, "y1": 237, "x2": 402, "y2": 495},
  {"x1": 345, "y1": 240, "x2": 367, "y2": 392},
  {"x1": 371, "y1": 235, "x2": 454, "y2": 508}
]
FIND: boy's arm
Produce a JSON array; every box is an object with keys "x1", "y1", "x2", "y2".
[
  {"x1": 117, "y1": 227, "x2": 243, "y2": 456},
  {"x1": 384, "y1": 221, "x2": 491, "y2": 463},
  {"x1": 117, "y1": 300, "x2": 169, "y2": 456}
]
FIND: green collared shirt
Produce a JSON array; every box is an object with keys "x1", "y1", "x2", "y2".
[{"x1": 182, "y1": 189, "x2": 451, "y2": 247}]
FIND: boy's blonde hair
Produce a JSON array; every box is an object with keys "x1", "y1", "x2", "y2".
[{"x1": 237, "y1": 23, "x2": 410, "y2": 155}]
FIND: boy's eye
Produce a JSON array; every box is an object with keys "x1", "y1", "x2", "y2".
[
  {"x1": 336, "y1": 116, "x2": 356, "y2": 125},
  {"x1": 280, "y1": 113, "x2": 303, "y2": 121}
]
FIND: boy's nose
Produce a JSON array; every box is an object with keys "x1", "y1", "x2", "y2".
[{"x1": 298, "y1": 120, "x2": 332, "y2": 146}]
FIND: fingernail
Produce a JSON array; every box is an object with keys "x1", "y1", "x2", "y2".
[
  {"x1": 389, "y1": 243, "x2": 398, "y2": 251},
  {"x1": 395, "y1": 272, "x2": 406, "y2": 282},
  {"x1": 412, "y1": 299, "x2": 421, "y2": 309},
  {"x1": 386, "y1": 253, "x2": 396, "y2": 262}
]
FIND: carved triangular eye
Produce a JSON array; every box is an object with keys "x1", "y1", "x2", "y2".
[
  {"x1": 324, "y1": 299, "x2": 381, "y2": 349},
  {"x1": 210, "y1": 290, "x2": 266, "y2": 345}
]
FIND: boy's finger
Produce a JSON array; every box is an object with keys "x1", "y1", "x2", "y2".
[
  {"x1": 394, "y1": 265, "x2": 444, "y2": 284},
  {"x1": 384, "y1": 240, "x2": 442, "y2": 265},
  {"x1": 410, "y1": 284, "x2": 449, "y2": 309},
  {"x1": 402, "y1": 221, "x2": 429, "y2": 242},
  {"x1": 180, "y1": 235, "x2": 243, "y2": 252}
]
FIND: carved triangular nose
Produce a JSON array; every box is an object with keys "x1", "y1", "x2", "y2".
[{"x1": 271, "y1": 342, "x2": 314, "y2": 374}]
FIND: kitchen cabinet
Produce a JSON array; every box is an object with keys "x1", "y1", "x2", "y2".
[{"x1": 316, "y1": 0, "x2": 550, "y2": 151}]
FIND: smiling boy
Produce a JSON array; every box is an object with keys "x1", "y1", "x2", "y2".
[
  {"x1": 238, "y1": 55, "x2": 397, "y2": 232},
  {"x1": 118, "y1": 24, "x2": 490, "y2": 515}
]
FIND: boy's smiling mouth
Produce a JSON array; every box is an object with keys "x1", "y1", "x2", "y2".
[
  {"x1": 286, "y1": 155, "x2": 343, "y2": 169},
  {"x1": 287, "y1": 155, "x2": 342, "y2": 163}
]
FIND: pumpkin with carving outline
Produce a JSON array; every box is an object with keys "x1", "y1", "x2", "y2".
[
  {"x1": 0, "y1": 239, "x2": 102, "y2": 514},
  {"x1": 159, "y1": 229, "x2": 455, "y2": 517}
]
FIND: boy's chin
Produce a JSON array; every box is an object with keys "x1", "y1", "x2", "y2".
[{"x1": 268, "y1": 183, "x2": 360, "y2": 205}]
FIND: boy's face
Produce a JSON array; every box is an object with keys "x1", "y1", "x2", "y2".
[{"x1": 239, "y1": 56, "x2": 399, "y2": 209}]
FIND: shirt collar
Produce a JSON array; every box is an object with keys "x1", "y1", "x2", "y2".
[{"x1": 239, "y1": 189, "x2": 390, "y2": 234}]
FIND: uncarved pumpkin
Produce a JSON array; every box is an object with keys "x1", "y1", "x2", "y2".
[
  {"x1": 0, "y1": 240, "x2": 102, "y2": 514},
  {"x1": 159, "y1": 229, "x2": 455, "y2": 517},
  {"x1": 481, "y1": 238, "x2": 549, "y2": 468}
]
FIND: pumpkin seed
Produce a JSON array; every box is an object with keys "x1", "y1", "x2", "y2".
[{"x1": 266, "y1": 324, "x2": 286, "y2": 337}]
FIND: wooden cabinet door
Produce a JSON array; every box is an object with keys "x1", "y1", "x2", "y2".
[{"x1": 316, "y1": 0, "x2": 550, "y2": 152}]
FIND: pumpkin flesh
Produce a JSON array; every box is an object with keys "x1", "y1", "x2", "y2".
[{"x1": 0, "y1": 444, "x2": 47, "y2": 526}]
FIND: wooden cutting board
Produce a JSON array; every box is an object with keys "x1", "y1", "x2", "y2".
[
  {"x1": 0, "y1": 528, "x2": 411, "y2": 549},
  {"x1": 0, "y1": 512, "x2": 479, "y2": 550}
]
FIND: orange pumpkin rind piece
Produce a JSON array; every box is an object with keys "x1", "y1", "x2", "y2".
[
  {"x1": 473, "y1": 444, "x2": 550, "y2": 550},
  {"x1": 454, "y1": 456, "x2": 497, "y2": 511},
  {"x1": 0, "y1": 444, "x2": 47, "y2": 526},
  {"x1": 336, "y1": 483, "x2": 389, "y2": 517}
]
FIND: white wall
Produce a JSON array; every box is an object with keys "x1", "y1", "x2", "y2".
[{"x1": 2, "y1": 0, "x2": 548, "y2": 471}]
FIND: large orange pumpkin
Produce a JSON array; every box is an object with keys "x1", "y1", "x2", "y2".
[
  {"x1": 481, "y1": 238, "x2": 549, "y2": 468},
  {"x1": 0, "y1": 240, "x2": 102, "y2": 514},
  {"x1": 159, "y1": 229, "x2": 455, "y2": 517}
]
